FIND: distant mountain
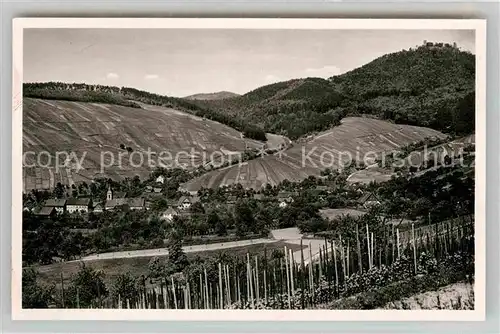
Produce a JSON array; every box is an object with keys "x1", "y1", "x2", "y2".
[{"x1": 184, "y1": 91, "x2": 240, "y2": 100}]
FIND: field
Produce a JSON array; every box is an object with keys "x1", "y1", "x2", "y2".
[
  {"x1": 182, "y1": 117, "x2": 446, "y2": 191},
  {"x1": 22, "y1": 98, "x2": 287, "y2": 191},
  {"x1": 34, "y1": 240, "x2": 304, "y2": 287}
]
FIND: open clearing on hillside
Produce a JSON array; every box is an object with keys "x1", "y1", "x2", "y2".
[
  {"x1": 33, "y1": 241, "x2": 304, "y2": 287},
  {"x1": 22, "y1": 99, "x2": 287, "y2": 191},
  {"x1": 346, "y1": 134, "x2": 475, "y2": 185},
  {"x1": 183, "y1": 117, "x2": 446, "y2": 191},
  {"x1": 319, "y1": 208, "x2": 367, "y2": 220}
]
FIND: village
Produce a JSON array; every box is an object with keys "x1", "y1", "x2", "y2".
[{"x1": 28, "y1": 169, "x2": 381, "y2": 230}]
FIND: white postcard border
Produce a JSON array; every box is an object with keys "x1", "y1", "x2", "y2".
[{"x1": 11, "y1": 17, "x2": 487, "y2": 321}]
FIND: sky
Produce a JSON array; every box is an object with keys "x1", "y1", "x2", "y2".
[{"x1": 24, "y1": 29, "x2": 475, "y2": 97}]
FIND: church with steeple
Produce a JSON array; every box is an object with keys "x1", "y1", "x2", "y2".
[{"x1": 104, "y1": 185, "x2": 144, "y2": 211}]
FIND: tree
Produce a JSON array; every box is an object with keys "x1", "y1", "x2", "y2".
[
  {"x1": 190, "y1": 201, "x2": 205, "y2": 215},
  {"x1": 112, "y1": 273, "x2": 139, "y2": 305},
  {"x1": 234, "y1": 200, "x2": 255, "y2": 236},
  {"x1": 150, "y1": 198, "x2": 168, "y2": 212},
  {"x1": 148, "y1": 256, "x2": 167, "y2": 279},
  {"x1": 22, "y1": 268, "x2": 54, "y2": 308},
  {"x1": 66, "y1": 264, "x2": 108, "y2": 308},
  {"x1": 53, "y1": 182, "x2": 65, "y2": 199},
  {"x1": 166, "y1": 230, "x2": 189, "y2": 274},
  {"x1": 206, "y1": 210, "x2": 221, "y2": 232}
]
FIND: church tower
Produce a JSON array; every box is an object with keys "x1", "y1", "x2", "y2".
[{"x1": 107, "y1": 185, "x2": 113, "y2": 201}]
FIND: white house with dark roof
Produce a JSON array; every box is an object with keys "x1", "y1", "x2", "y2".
[
  {"x1": 66, "y1": 198, "x2": 92, "y2": 213},
  {"x1": 128, "y1": 197, "x2": 146, "y2": 210},
  {"x1": 161, "y1": 207, "x2": 179, "y2": 222},
  {"x1": 176, "y1": 196, "x2": 200, "y2": 210},
  {"x1": 357, "y1": 192, "x2": 381, "y2": 210},
  {"x1": 277, "y1": 191, "x2": 295, "y2": 208}
]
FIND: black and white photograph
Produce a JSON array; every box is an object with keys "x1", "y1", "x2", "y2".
[{"x1": 12, "y1": 18, "x2": 486, "y2": 321}]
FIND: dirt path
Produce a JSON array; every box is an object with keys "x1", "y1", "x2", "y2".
[
  {"x1": 76, "y1": 238, "x2": 279, "y2": 262},
  {"x1": 76, "y1": 228, "x2": 321, "y2": 264}
]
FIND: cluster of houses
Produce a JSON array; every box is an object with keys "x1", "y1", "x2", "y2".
[
  {"x1": 160, "y1": 195, "x2": 200, "y2": 222},
  {"x1": 32, "y1": 170, "x2": 382, "y2": 223},
  {"x1": 158, "y1": 190, "x2": 298, "y2": 223},
  {"x1": 35, "y1": 198, "x2": 93, "y2": 217},
  {"x1": 34, "y1": 185, "x2": 149, "y2": 217}
]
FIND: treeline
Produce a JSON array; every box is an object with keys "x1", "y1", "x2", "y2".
[{"x1": 23, "y1": 82, "x2": 141, "y2": 108}]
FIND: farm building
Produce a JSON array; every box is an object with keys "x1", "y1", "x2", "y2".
[
  {"x1": 156, "y1": 175, "x2": 165, "y2": 184},
  {"x1": 253, "y1": 193, "x2": 265, "y2": 200},
  {"x1": 105, "y1": 197, "x2": 146, "y2": 211},
  {"x1": 176, "y1": 196, "x2": 200, "y2": 210},
  {"x1": 66, "y1": 198, "x2": 92, "y2": 213},
  {"x1": 105, "y1": 198, "x2": 128, "y2": 211},
  {"x1": 143, "y1": 186, "x2": 162, "y2": 197},
  {"x1": 43, "y1": 198, "x2": 67, "y2": 214},
  {"x1": 128, "y1": 198, "x2": 146, "y2": 210},
  {"x1": 161, "y1": 207, "x2": 179, "y2": 222},
  {"x1": 357, "y1": 192, "x2": 381, "y2": 210},
  {"x1": 35, "y1": 206, "x2": 56, "y2": 218},
  {"x1": 93, "y1": 203, "x2": 104, "y2": 213},
  {"x1": 277, "y1": 191, "x2": 296, "y2": 207}
]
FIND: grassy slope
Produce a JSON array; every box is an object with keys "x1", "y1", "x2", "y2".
[
  {"x1": 182, "y1": 117, "x2": 446, "y2": 191},
  {"x1": 346, "y1": 134, "x2": 475, "y2": 185},
  {"x1": 22, "y1": 98, "x2": 287, "y2": 191},
  {"x1": 34, "y1": 241, "x2": 303, "y2": 287}
]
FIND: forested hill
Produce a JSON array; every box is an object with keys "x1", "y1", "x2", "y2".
[
  {"x1": 328, "y1": 42, "x2": 475, "y2": 135},
  {"x1": 190, "y1": 78, "x2": 348, "y2": 139},
  {"x1": 191, "y1": 42, "x2": 476, "y2": 139},
  {"x1": 24, "y1": 42, "x2": 475, "y2": 141}
]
